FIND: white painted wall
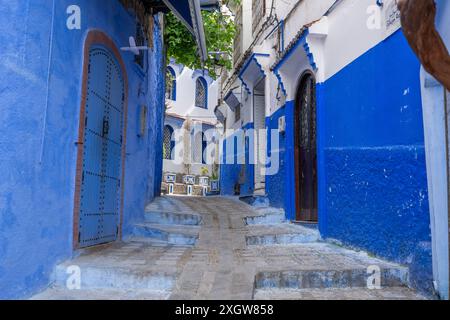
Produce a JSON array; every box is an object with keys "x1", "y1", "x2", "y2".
[
  {"x1": 163, "y1": 62, "x2": 220, "y2": 178},
  {"x1": 220, "y1": 0, "x2": 450, "y2": 298},
  {"x1": 166, "y1": 64, "x2": 219, "y2": 123},
  {"x1": 224, "y1": 0, "x2": 404, "y2": 118}
]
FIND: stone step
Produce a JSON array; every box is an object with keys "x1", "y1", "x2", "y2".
[
  {"x1": 246, "y1": 233, "x2": 320, "y2": 245},
  {"x1": 133, "y1": 223, "x2": 199, "y2": 246},
  {"x1": 144, "y1": 210, "x2": 202, "y2": 226},
  {"x1": 124, "y1": 237, "x2": 177, "y2": 247},
  {"x1": 53, "y1": 263, "x2": 175, "y2": 291},
  {"x1": 31, "y1": 287, "x2": 170, "y2": 300},
  {"x1": 253, "y1": 287, "x2": 426, "y2": 300},
  {"x1": 246, "y1": 224, "x2": 320, "y2": 245},
  {"x1": 240, "y1": 195, "x2": 270, "y2": 208},
  {"x1": 245, "y1": 208, "x2": 286, "y2": 225},
  {"x1": 254, "y1": 267, "x2": 409, "y2": 290}
]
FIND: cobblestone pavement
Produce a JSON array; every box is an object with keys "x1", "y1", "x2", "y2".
[{"x1": 32, "y1": 196, "x2": 426, "y2": 300}]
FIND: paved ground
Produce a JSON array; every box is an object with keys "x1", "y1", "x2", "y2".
[{"x1": 32, "y1": 196, "x2": 426, "y2": 300}]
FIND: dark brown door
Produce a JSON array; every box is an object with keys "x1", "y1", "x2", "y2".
[{"x1": 294, "y1": 73, "x2": 318, "y2": 222}]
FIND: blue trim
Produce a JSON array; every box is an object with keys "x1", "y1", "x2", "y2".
[
  {"x1": 224, "y1": 90, "x2": 233, "y2": 101},
  {"x1": 316, "y1": 83, "x2": 327, "y2": 236},
  {"x1": 192, "y1": 70, "x2": 214, "y2": 85},
  {"x1": 224, "y1": 89, "x2": 241, "y2": 111},
  {"x1": 238, "y1": 53, "x2": 270, "y2": 94},
  {"x1": 272, "y1": 29, "x2": 317, "y2": 96},
  {"x1": 195, "y1": 76, "x2": 208, "y2": 109},
  {"x1": 167, "y1": 66, "x2": 177, "y2": 101}
]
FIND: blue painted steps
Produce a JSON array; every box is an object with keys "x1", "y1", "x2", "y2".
[
  {"x1": 244, "y1": 207, "x2": 286, "y2": 225},
  {"x1": 53, "y1": 262, "x2": 175, "y2": 291},
  {"x1": 133, "y1": 223, "x2": 199, "y2": 246},
  {"x1": 131, "y1": 209, "x2": 202, "y2": 246},
  {"x1": 144, "y1": 210, "x2": 202, "y2": 226}
]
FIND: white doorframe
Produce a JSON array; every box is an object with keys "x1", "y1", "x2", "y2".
[{"x1": 253, "y1": 77, "x2": 266, "y2": 195}]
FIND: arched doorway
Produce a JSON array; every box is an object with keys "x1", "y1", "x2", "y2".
[
  {"x1": 73, "y1": 31, "x2": 128, "y2": 248},
  {"x1": 294, "y1": 72, "x2": 318, "y2": 222}
]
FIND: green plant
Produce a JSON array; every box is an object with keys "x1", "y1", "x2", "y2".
[
  {"x1": 201, "y1": 166, "x2": 209, "y2": 176},
  {"x1": 211, "y1": 164, "x2": 219, "y2": 180},
  {"x1": 165, "y1": 8, "x2": 236, "y2": 78}
]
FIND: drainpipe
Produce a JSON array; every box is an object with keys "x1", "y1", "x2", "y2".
[
  {"x1": 39, "y1": 0, "x2": 56, "y2": 164},
  {"x1": 445, "y1": 87, "x2": 450, "y2": 300}
]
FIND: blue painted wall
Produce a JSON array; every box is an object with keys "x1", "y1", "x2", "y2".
[
  {"x1": 266, "y1": 106, "x2": 288, "y2": 209},
  {"x1": 220, "y1": 123, "x2": 255, "y2": 196},
  {"x1": 265, "y1": 101, "x2": 297, "y2": 221},
  {"x1": 264, "y1": 30, "x2": 432, "y2": 294},
  {"x1": 0, "y1": 0, "x2": 164, "y2": 299},
  {"x1": 220, "y1": 133, "x2": 242, "y2": 196},
  {"x1": 319, "y1": 31, "x2": 432, "y2": 293}
]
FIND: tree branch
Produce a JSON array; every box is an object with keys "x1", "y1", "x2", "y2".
[{"x1": 398, "y1": 0, "x2": 450, "y2": 91}]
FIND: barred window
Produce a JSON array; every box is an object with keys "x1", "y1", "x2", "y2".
[
  {"x1": 166, "y1": 67, "x2": 176, "y2": 100},
  {"x1": 195, "y1": 77, "x2": 207, "y2": 109},
  {"x1": 163, "y1": 125, "x2": 174, "y2": 160}
]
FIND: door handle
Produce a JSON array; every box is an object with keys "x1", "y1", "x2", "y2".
[{"x1": 102, "y1": 118, "x2": 110, "y2": 137}]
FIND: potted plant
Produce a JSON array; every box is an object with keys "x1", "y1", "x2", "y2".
[
  {"x1": 199, "y1": 167, "x2": 209, "y2": 186},
  {"x1": 210, "y1": 164, "x2": 220, "y2": 192}
]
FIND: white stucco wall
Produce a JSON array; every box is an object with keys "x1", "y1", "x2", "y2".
[
  {"x1": 166, "y1": 64, "x2": 219, "y2": 123},
  {"x1": 219, "y1": 0, "x2": 449, "y2": 299},
  {"x1": 163, "y1": 63, "x2": 220, "y2": 178}
]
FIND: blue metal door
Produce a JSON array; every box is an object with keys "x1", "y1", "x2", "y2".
[{"x1": 79, "y1": 46, "x2": 125, "y2": 248}]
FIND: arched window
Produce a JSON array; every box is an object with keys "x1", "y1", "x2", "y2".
[
  {"x1": 195, "y1": 77, "x2": 208, "y2": 109},
  {"x1": 163, "y1": 125, "x2": 175, "y2": 160},
  {"x1": 192, "y1": 132, "x2": 207, "y2": 164},
  {"x1": 166, "y1": 67, "x2": 176, "y2": 101}
]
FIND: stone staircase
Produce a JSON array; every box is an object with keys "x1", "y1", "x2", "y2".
[
  {"x1": 240, "y1": 199, "x2": 424, "y2": 300},
  {"x1": 31, "y1": 196, "x2": 426, "y2": 300},
  {"x1": 31, "y1": 240, "x2": 186, "y2": 300},
  {"x1": 242, "y1": 196, "x2": 320, "y2": 246},
  {"x1": 131, "y1": 202, "x2": 203, "y2": 246}
]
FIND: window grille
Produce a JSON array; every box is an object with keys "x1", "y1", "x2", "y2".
[
  {"x1": 163, "y1": 125, "x2": 174, "y2": 160},
  {"x1": 166, "y1": 68, "x2": 176, "y2": 100},
  {"x1": 195, "y1": 78, "x2": 207, "y2": 109}
]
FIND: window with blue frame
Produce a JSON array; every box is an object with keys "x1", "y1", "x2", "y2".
[
  {"x1": 195, "y1": 77, "x2": 208, "y2": 109},
  {"x1": 163, "y1": 125, "x2": 175, "y2": 160},
  {"x1": 166, "y1": 67, "x2": 177, "y2": 100}
]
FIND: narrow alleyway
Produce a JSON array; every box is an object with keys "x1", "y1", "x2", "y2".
[{"x1": 33, "y1": 196, "x2": 425, "y2": 300}]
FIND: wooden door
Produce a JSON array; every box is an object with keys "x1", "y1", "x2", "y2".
[{"x1": 294, "y1": 73, "x2": 318, "y2": 222}]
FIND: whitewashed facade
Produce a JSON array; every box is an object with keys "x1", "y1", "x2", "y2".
[
  {"x1": 163, "y1": 60, "x2": 221, "y2": 178},
  {"x1": 215, "y1": 0, "x2": 446, "y2": 298}
]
